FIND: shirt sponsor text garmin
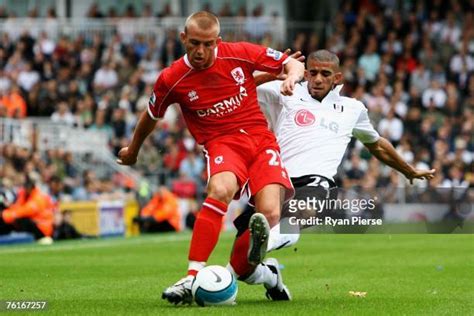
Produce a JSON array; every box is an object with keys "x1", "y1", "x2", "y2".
[{"x1": 196, "y1": 86, "x2": 248, "y2": 118}]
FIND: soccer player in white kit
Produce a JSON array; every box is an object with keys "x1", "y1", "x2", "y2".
[{"x1": 233, "y1": 49, "x2": 436, "y2": 256}]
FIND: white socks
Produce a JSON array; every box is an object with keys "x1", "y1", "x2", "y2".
[
  {"x1": 226, "y1": 263, "x2": 276, "y2": 288},
  {"x1": 243, "y1": 263, "x2": 277, "y2": 288},
  {"x1": 225, "y1": 219, "x2": 301, "y2": 289},
  {"x1": 267, "y1": 222, "x2": 300, "y2": 252},
  {"x1": 188, "y1": 261, "x2": 206, "y2": 272}
]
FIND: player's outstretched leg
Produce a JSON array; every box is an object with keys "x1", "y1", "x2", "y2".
[
  {"x1": 267, "y1": 220, "x2": 300, "y2": 252},
  {"x1": 229, "y1": 213, "x2": 270, "y2": 278},
  {"x1": 248, "y1": 213, "x2": 271, "y2": 265},
  {"x1": 161, "y1": 275, "x2": 194, "y2": 305},
  {"x1": 262, "y1": 258, "x2": 292, "y2": 300},
  {"x1": 227, "y1": 257, "x2": 291, "y2": 301}
]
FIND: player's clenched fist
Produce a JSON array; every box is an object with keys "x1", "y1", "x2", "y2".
[
  {"x1": 280, "y1": 74, "x2": 302, "y2": 96},
  {"x1": 279, "y1": 58, "x2": 304, "y2": 96},
  {"x1": 117, "y1": 147, "x2": 138, "y2": 165}
]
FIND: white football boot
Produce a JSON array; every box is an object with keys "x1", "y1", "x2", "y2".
[
  {"x1": 263, "y1": 258, "x2": 292, "y2": 301},
  {"x1": 161, "y1": 275, "x2": 194, "y2": 305}
]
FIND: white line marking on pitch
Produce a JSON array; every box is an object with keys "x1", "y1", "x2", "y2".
[{"x1": 0, "y1": 234, "x2": 190, "y2": 255}]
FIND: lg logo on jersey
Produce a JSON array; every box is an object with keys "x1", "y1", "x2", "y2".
[
  {"x1": 294, "y1": 110, "x2": 315, "y2": 126},
  {"x1": 294, "y1": 109, "x2": 339, "y2": 133}
]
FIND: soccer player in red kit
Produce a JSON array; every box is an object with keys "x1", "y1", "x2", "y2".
[{"x1": 118, "y1": 11, "x2": 304, "y2": 304}]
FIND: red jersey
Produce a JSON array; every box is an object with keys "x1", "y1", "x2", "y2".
[{"x1": 148, "y1": 42, "x2": 288, "y2": 145}]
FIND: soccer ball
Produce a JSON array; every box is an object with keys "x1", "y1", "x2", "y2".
[{"x1": 192, "y1": 265, "x2": 238, "y2": 306}]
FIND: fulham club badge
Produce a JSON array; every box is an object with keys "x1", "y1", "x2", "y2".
[{"x1": 333, "y1": 103, "x2": 344, "y2": 112}]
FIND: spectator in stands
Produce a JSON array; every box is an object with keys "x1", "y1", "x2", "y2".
[
  {"x1": 133, "y1": 187, "x2": 181, "y2": 233},
  {"x1": 111, "y1": 107, "x2": 130, "y2": 154},
  {"x1": 358, "y1": 36, "x2": 380, "y2": 82},
  {"x1": 17, "y1": 62, "x2": 40, "y2": 92},
  {"x1": 378, "y1": 109, "x2": 404, "y2": 146},
  {"x1": 410, "y1": 63, "x2": 431, "y2": 93},
  {"x1": 46, "y1": 175, "x2": 64, "y2": 205},
  {"x1": 422, "y1": 80, "x2": 447, "y2": 108},
  {"x1": 0, "y1": 68, "x2": 11, "y2": 94},
  {"x1": 36, "y1": 79, "x2": 58, "y2": 116},
  {"x1": 179, "y1": 149, "x2": 204, "y2": 184},
  {"x1": 139, "y1": 51, "x2": 161, "y2": 84},
  {"x1": 343, "y1": 154, "x2": 367, "y2": 188},
  {"x1": 93, "y1": 61, "x2": 118, "y2": 93},
  {"x1": 442, "y1": 164, "x2": 469, "y2": 188},
  {"x1": 157, "y1": 3, "x2": 173, "y2": 18},
  {"x1": 160, "y1": 29, "x2": 183, "y2": 67},
  {"x1": 365, "y1": 83, "x2": 390, "y2": 123},
  {"x1": 136, "y1": 137, "x2": 161, "y2": 176},
  {"x1": 162, "y1": 142, "x2": 186, "y2": 178},
  {"x1": 1, "y1": 84, "x2": 27, "y2": 118},
  {"x1": 54, "y1": 209, "x2": 83, "y2": 240},
  {"x1": 0, "y1": 174, "x2": 55, "y2": 244},
  {"x1": 245, "y1": 4, "x2": 270, "y2": 41},
  {"x1": 87, "y1": 3, "x2": 104, "y2": 19},
  {"x1": 36, "y1": 31, "x2": 56, "y2": 58},
  {"x1": 89, "y1": 109, "x2": 114, "y2": 140},
  {"x1": 449, "y1": 43, "x2": 474, "y2": 78},
  {"x1": 118, "y1": 56, "x2": 136, "y2": 84},
  {"x1": 51, "y1": 100, "x2": 75, "y2": 126},
  {"x1": 74, "y1": 98, "x2": 93, "y2": 128}
]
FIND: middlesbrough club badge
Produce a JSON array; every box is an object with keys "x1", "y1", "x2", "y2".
[{"x1": 231, "y1": 67, "x2": 245, "y2": 85}]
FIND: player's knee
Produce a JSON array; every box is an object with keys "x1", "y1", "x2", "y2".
[
  {"x1": 263, "y1": 212, "x2": 280, "y2": 227},
  {"x1": 256, "y1": 204, "x2": 280, "y2": 227},
  {"x1": 207, "y1": 184, "x2": 235, "y2": 204}
]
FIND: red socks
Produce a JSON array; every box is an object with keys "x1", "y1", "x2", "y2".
[
  {"x1": 188, "y1": 198, "x2": 227, "y2": 275},
  {"x1": 229, "y1": 230, "x2": 254, "y2": 277}
]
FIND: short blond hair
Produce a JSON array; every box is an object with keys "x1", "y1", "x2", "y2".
[{"x1": 184, "y1": 11, "x2": 220, "y2": 35}]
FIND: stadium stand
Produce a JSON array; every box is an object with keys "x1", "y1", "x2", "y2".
[{"x1": 0, "y1": 1, "x2": 472, "y2": 239}]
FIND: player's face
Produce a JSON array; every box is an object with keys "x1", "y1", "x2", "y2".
[
  {"x1": 180, "y1": 23, "x2": 221, "y2": 70},
  {"x1": 305, "y1": 60, "x2": 342, "y2": 101}
]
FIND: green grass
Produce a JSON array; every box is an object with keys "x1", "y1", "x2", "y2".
[{"x1": 0, "y1": 233, "x2": 473, "y2": 315}]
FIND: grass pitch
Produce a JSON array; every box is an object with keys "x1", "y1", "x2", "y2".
[{"x1": 0, "y1": 232, "x2": 473, "y2": 315}]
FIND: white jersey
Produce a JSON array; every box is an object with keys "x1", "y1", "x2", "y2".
[{"x1": 257, "y1": 81, "x2": 380, "y2": 180}]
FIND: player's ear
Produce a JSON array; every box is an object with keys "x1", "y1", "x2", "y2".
[
  {"x1": 304, "y1": 69, "x2": 310, "y2": 81},
  {"x1": 180, "y1": 31, "x2": 186, "y2": 44},
  {"x1": 334, "y1": 72, "x2": 343, "y2": 85},
  {"x1": 216, "y1": 36, "x2": 222, "y2": 45}
]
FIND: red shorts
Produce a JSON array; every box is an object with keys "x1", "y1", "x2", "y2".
[{"x1": 203, "y1": 129, "x2": 294, "y2": 202}]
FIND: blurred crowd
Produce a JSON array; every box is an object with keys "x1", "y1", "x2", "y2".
[
  {"x1": 325, "y1": 0, "x2": 473, "y2": 192},
  {"x1": 0, "y1": 0, "x2": 472, "y2": 208},
  {"x1": 0, "y1": 144, "x2": 135, "y2": 202}
]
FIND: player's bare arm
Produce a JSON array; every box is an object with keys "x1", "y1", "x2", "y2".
[
  {"x1": 254, "y1": 49, "x2": 305, "y2": 86},
  {"x1": 280, "y1": 57, "x2": 305, "y2": 96},
  {"x1": 117, "y1": 111, "x2": 158, "y2": 165},
  {"x1": 254, "y1": 71, "x2": 280, "y2": 86},
  {"x1": 364, "y1": 137, "x2": 436, "y2": 184}
]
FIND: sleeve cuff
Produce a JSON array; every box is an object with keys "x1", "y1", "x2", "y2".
[{"x1": 147, "y1": 105, "x2": 160, "y2": 121}]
